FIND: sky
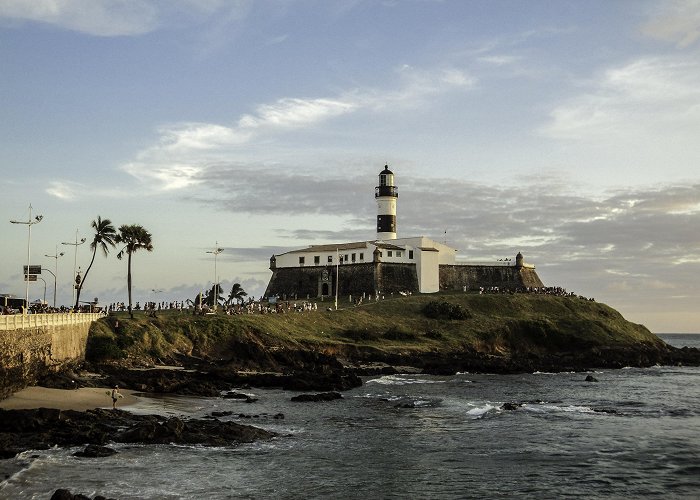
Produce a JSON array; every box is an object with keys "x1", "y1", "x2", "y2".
[{"x1": 1, "y1": 0, "x2": 699, "y2": 333}]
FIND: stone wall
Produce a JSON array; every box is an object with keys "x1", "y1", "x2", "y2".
[
  {"x1": 0, "y1": 315, "x2": 98, "y2": 400},
  {"x1": 439, "y1": 265, "x2": 544, "y2": 291},
  {"x1": 375, "y1": 263, "x2": 419, "y2": 294},
  {"x1": 266, "y1": 263, "x2": 544, "y2": 299},
  {"x1": 266, "y1": 264, "x2": 379, "y2": 299}
]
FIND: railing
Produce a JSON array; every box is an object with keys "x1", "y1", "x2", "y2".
[
  {"x1": 375, "y1": 185, "x2": 398, "y2": 198},
  {"x1": 0, "y1": 312, "x2": 105, "y2": 331},
  {"x1": 454, "y1": 260, "x2": 514, "y2": 267},
  {"x1": 452, "y1": 261, "x2": 536, "y2": 269}
]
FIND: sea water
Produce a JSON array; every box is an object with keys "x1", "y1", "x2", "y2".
[{"x1": 1, "y1": 334, "x2": 698, "y2": 499}]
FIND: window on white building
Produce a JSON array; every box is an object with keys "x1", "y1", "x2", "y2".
[
  {"x1": 351, "y1": 253, "x2": 356, "y2": 262},
  {"x1": 328, "y1": 255, "x2": 333, "y2": 263},
  {"x1": 388, "y1": 250, "x2": 393, "y2": 257},
  {"x1": 299, "y1": 256, "x2": 305, "y2": 266},
  {"x1": 409, "y1": 250, "x2": 414, "y2": 259},
  {"x1": 359, "y1": 253, "x2": 364, "y2": 261},
  {"x1": 314, "y1": 256, "x2": 320, "y2": 265},
  {"x1": 397, "y1": 251, "x2": 402, "y2": 257}
]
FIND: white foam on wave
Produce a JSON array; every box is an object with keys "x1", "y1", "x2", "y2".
[
  {"x1": 523, "y1": 403, "x2": 595, "y2": 415},
  {"x1": 466, "y1": 403, "x2": 498, "y2": 419},
  {"x1": 366, "y1": 374, "x2": 445, "y2": 386},
  {"x1": 532, "y1": 371, "x2": 576, "y2": 375}
]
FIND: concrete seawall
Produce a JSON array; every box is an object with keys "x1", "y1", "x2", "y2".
[{"x1": 0, "y1": 313, "x2": 103, "y2": 399}]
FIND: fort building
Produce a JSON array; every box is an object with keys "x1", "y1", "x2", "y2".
[{"x1": 264, "y1": 165, "x2": 544, "y2": 299}]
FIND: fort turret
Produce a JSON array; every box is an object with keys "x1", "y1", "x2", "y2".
[
  {"x1": 515, "y1": 252, "x2": 524, "y2": 269},
  {"x1": 375, "y1": 164, "x2": 398, "y2": 240}
]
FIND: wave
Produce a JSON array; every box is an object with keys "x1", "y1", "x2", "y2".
[
  {"x1": 466, "y1": 403, "x2": 499, "y2": 419},
  {"x1": 366, "y1": 374, "x2": 446, "y2": 386}
]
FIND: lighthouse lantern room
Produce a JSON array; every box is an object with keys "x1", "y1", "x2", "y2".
[{"x1": 375, "y1": 164, "x2": 399, "y2": 240}]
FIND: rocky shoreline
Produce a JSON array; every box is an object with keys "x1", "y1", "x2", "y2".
[
  {"x1": 2, "y1": 335, "x2": 697, "y2": 461},
  {"x1": 0, "y1": 407, "x2": 275, "y2": 460}
]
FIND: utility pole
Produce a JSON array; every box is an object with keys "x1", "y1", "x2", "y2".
[
  {"x1": 10, "y1": 204, "x2": 43, "y2": 312},
  {"x1": 62, "y1": 229, "x2": 86, "y2": 306}
]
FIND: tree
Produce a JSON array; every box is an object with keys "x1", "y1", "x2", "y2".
[
  {"x1": 116, "y1": 224, "x2": 153, "y2": 318},
  {"x1": 206, "y1": 284, "x2": 225, "y2": 307},
  {"x1": 227, "y1": 283, "x2": 248, "y2": 305},
  {"x1": 75, "y1": 216, "x2": 116, "y2": 309}
]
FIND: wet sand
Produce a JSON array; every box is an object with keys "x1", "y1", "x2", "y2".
[{"x1": 0, "y1": 386, "x2": 137, "y2": 411}]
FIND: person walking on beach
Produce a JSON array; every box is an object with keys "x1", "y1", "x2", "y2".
[{"x1": 111, "y1": 385, "x2": 122, "y2": 409}]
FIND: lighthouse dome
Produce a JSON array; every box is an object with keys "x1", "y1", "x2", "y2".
[{"x1": 381, "y1": 164, "x2": 393, "y2": 175}]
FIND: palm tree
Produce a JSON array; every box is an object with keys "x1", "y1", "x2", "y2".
[
  {"x1": 116, "y1": 224, "x2": 153, "y2": 318},
  {"x1": 75, "y1": 216, "x2": 116, "y2": 309},
  {"x1": 206, "y1": 284, "x2": 225, "y2": 308},
  {"x1": 227, "y1": 283, "x2": 248, "y2": 305}
]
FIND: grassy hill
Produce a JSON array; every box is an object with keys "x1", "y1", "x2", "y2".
[{"x1": 87, "y1": 292, "x2": 666, "y2": 373}]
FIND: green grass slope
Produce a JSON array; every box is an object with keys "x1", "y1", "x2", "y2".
[{"x1": 87, "y1": 292, "x2": 663, "y2": 368}]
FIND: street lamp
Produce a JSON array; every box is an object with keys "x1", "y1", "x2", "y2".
[
  {"x1": 206, "y1": 242, "x2": 224, "y2": 311},
  {"x1": 62, "y1": 229, "x2": 86, "y2": 305},
  {"x1": 10, "y1": 204, "x2": 43, "y2": 312},
  {"x1": 45, "y1": 246, "x2": 64, "y2": 308}
]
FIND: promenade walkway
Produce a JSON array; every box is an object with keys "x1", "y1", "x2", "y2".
[{"x1": 0, "y1": 313, "x2": 104, "y2": 331}]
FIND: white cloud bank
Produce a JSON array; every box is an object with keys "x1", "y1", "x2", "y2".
[
  {"x1": 641, "y1": 0, "x2": 700, "y2": 48},
  {"x1": 0, "y1": 0, "x2": 160, "y2": 36},
  {"x1": 119, "y1": 65, "x2": 475, "y2": 192},
  {"x1": 540, "y1": 56, "x2": 700, "y2": 140}
]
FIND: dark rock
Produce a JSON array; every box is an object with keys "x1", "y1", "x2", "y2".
[
  {"x1": 500, "y1": 402, "x2": 522, "y2": 411},
  {"x1": 395, "y1": 401, "x2": 416, "y2": 409},
  {"x1": 73, "y1": 444, "x2": 117, "y2": 458},
  {"x1": 51, "y1": 489, "x2": 74, "y2": 500},
  {"x1": 585, "y1": 375, "x2": 599, "y2": 382},
  {"x1": 273, "y1": 413, "x2": 285, "y2": 419},
  {"x1": 51, "y1": 490, "x2": 116, "y2": 500},
  {"x1": 211, "y1": 411, "x2": 234, "y2": 418},
  {"x1": 291, "y1": 392, "x2": 343, "y2": 402},
  {"x1": 0, "y1": 408, "x2": 275, "y2": 457},
  {"x1": 592, "y1": 407, "x2": 618, "y2": 414}
]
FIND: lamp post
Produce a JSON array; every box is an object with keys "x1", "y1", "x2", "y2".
[
  {"x1": 45, "y1": 246, "x2": 64, "y2": 308},
  {"x1": 62, "y1": 230, "x2": 86, "y2": 306},
  {"x1": 10, "y1": 204, "x2": 43, "y2": 312},
  {"x1": 335, "y1": 248, "x2": 339, "y2": 310},
  {"x1": 206, "y1": 242, "x2": 224, "y2": 311}
]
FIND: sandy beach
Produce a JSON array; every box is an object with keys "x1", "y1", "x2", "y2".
[{"x1": 0, "y1": 386, "x2": 137, "y2": 411}]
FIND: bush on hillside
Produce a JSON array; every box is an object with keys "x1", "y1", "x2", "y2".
[{"x1": 422, "y1": 300, "x2": 471, "y2": 320}]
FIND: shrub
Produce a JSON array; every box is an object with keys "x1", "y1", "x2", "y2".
[
  {"x1": 422, "y1": 300, "x2": 471, "y2": 320},
  {"x1": 86, "y1": 333, "x2": 125, "y2": 361}
]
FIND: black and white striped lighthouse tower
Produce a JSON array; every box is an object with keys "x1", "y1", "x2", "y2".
[{"x1": 375, "y1": 164, "x2": 398, "y2": 240}]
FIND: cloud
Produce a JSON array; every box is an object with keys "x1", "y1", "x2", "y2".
[
  {"x1": 120, "y1": 66, "x2": 475, "y2": 191},
  {"x1": 540, "y1": 56, "x2": 700, "y2": 140},
  {"x1": 0, "y1": 0, "x2": 159, "y2": 36},
  {"x1": 46, "y1": 180, "x2": 81, "y2": 200},
  {"x1": 640, "y1": 0, "x2": 700, "y2": 48},
  {"x1": 0, "y1": 0, "x2": 250, "y2": 37}
]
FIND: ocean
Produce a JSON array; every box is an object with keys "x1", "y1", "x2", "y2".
[{"x1": 1, "y1": 334, "x2": 698, "y2": 499}]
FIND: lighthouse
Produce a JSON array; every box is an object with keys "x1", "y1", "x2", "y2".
[{"x1": 375, "y1": 164, "x2": 398, "y2": 240}]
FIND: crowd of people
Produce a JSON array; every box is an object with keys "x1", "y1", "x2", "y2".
[{"x1": 478, "y1": 285, "x2": 595, "y2": 301}]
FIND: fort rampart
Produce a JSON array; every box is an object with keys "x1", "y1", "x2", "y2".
[
  {"x1": 0, "y1": 313, "x2": 103, "y2": 399},
  {"x1": 265, "y1": 262, "x2": 545, "y2": 299},
  {"x1": 440, "y1": 264, "x2": 544, "y2": 291}
]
